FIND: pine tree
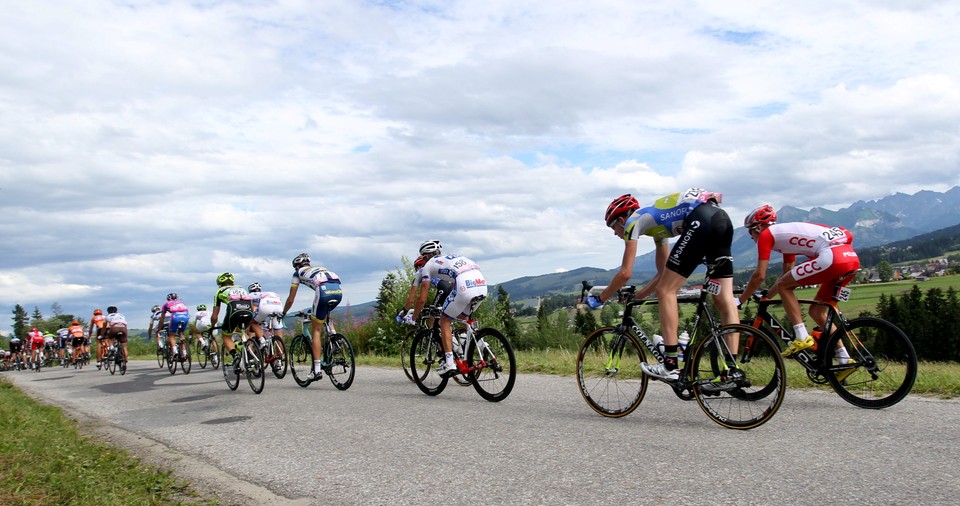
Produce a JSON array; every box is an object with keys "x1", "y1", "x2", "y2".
[{"x1": 11, "y1": 304, "x2": 29, "y2": 338}]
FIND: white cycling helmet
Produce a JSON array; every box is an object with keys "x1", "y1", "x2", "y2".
[{"x1": 419, "y1": 240, "x2": 442, "y2": 255}]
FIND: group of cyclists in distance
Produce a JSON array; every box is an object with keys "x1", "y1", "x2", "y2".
[{"x1": 6, "y1": 187, "x2": 861, "y2": 392}]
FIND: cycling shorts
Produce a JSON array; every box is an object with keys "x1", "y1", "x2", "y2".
[
  {"x1": 9, "y1": 342, "x2": 22, "y2": 354},
  {"x1": 442, "y1": 270, "x2": 488, "y2": 319},
  {"x1": 790, "y1": 244, "x2": 861, "y2": 301},
  {"x1": 105, "y1": 323, "x2": 128, "y2": 344},
  {"x1": 667, "y1": 202, "x2": 734, "y2": 279},
  {"x1": 71, "y1": 337, "x2": 85, "y2": 348},
  {"x1": 311, "y1": 281, "x2": 343, "y2": 320},
  {"x1": 31, "y1": 341, "x2": 44, "y2": 351},
  {"x1": 253, "y1": 300, "x2": 284, "y2": 329},
  {"x1": 169, "y1": 312, "x2": 190, "y2": 334}
]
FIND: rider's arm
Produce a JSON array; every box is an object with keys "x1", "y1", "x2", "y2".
[
  {"x1": 634, "y1": 240, "x2": 669, "y2": 300},
  {"x1": 411, "y1": 279, "x2": 431, "y2": 321},
  {"x1": 281, "y1": 284, "x2": 298, "y2": 315},
  {"x1": 598, "y1": 238, "x2": 639, "y2": 303},
  {"x1": 740, "y1": 259, "x2": 770, "y2": 305}
]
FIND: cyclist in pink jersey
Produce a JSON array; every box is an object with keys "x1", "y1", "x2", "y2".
[{"x1": 739, "y1": 205, "x2": 860, "y2": 357}]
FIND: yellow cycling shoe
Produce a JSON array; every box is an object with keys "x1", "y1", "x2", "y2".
[
  {"x1": 781, "y1": 337, "x2": 815, "y2": 357},
  {"x1": 834, "y1": 358, "x2": 858, "y2": 383}
]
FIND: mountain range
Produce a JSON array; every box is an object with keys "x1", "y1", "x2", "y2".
[{"x1": 497, "y1": 186, "x2": 960, "y2": 301}]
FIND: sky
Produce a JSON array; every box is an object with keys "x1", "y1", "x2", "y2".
[{"x1": 3, "y1": 0, "x2": 960, "y2": 334}]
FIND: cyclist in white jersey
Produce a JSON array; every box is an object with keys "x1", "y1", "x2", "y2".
[
  {"x1": 103, "y1": 306, "x2": 130, "y2": 363},
  {"x1": 248, "y1": 282, "x2": 284, "y2": 344},
  {"x1": 191, "y1": 304, "x2": 213, "y2": 350},
  {"x1": 409, "y1": 240, "x2": 488, "y2": 377},
  {"x1": 280, "y1": 253, "x2": 343, "y2": 380},
  {"x1": 147, "y1": 305, "x2": 164, "y2": 351},
  {"x1": 397, "y1": 253, "x2": 432, "y2": 325}
]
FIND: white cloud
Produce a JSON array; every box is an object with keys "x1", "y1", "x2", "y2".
[{"x1": 2, "y1": 0, "x2": 960, "y2": 332}]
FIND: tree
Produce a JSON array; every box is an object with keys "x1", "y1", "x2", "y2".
[
  {"x1": 375, "y1": 272, "x2": 400, "y2": 317},
  {"x1": 11, "y1": 304, "x2": 28, "y2": 338},
  {"x1": 494, "y1": 286, "x2": 520, "y2": 338},
  {"x1": 877, "y1": 260, "x2": 894, "y2": 282}
]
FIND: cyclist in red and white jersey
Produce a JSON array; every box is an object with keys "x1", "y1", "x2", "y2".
[
  {"x1": 738, "y1": 205, "x2": 860, "y2": 358},
  {"x1": 28, "y1": 327, "x2": 45, "y2": 368}
]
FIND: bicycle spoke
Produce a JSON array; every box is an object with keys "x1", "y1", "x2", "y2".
[
  {"x1": 576, "y1": 327, "x2": 647, "y2": 417},
  {"x1": 825, "y1": 317, "x2": 917, "y2": 409}
]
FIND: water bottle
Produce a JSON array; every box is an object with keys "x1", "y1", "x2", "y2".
[
  {"x1": 677, "y1": 331, "x2": 690, "y2": 367},
  {"x1": 652, "y1": 334, "x2": 665, "y2": 357},
  {"x1": 453, "y1": 331, "x2": 465, "y2": 355}
]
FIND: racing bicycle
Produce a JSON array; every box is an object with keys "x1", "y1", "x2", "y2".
[
  {"x1": 258, "y1": 313, "x2": 288, "y2": 379},
  {"x1": 408, "y1": 304, "x2": 517, "y2": 402},
  {"x1": 217, "y1": 326, "x2": 266, "y2": 394},
  {"x1": 576, "y1": 281, "x2": 786, "y2": 430},
  {"x1": 195, "y1": 331, "x2": 220, "y2": 370},
  {"x1": 744, "y1": 283, "x2": 917, "y2": 409},
  {"x1": 400, "y1": 308, "x2": 470, "y2": 387},
  {"x1": 289, "y1": 308, "x2": 355, "y2": 390}
]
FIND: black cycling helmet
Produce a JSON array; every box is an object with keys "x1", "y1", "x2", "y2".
[
  {"x1": 107, "y1": 306, "x2": 118, "y2": 314},
  {"x1": 166, "y1": 292, "x2": 178, "y2": 301}
]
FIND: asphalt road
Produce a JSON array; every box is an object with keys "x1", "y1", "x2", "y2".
[{"x1": 5, "y1": 360, "x2": 959, "y2": 505}]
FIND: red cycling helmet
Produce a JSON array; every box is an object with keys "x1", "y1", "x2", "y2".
[
  {"x1": 605, "y1": 194, "x2": 640, "y2": 226},
  {"x1": 414, "y1": 254, "x2": 428, "y2": 270},
  {"x1": 744, "y1": 205, "x2": 777, "y2": 228}
]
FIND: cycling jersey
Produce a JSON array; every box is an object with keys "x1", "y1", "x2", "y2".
[
  {"x1": 422, "y1": 254, "x2": 487, "y2": 318},
  {"x1": 623, "y1": 188, "x2": 723, "y2": 244},
  {"x1": 57, "y1": 328, "x2": 70, "y2": 347},
  {"x1": 9, "y1": 338, "x2": 21, "y2": 353},
  {"x1": 251, "y1": 291, "x2": 283, "y2": 327},
  {"x1": 756, "y1": 222, "x2": 859, "y2": 300},
  {"x1": 194, "y1": 309, "x2": 212, "y2": 331},
  {"x1": 161, "y1": 300, "x2": 191, "y2": 333}
]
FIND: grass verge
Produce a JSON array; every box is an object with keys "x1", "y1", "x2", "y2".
[{"x1": 0, "y1": 378, "x2": 206, "y2": 505}]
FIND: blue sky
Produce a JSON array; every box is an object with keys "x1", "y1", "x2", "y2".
[{"x1": 2, "y1": 0, "x2": 960, "y2": 334}]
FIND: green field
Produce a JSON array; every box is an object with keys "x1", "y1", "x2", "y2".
[{"x1": 796, "y1": 275, "x2": 960, "y2": 317}]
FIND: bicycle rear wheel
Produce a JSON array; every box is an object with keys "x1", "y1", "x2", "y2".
[
  {"x1": 824, "y1": 317, "x2": 917, "y2": 409},
  {"x1": 166, "y1": 344, "x2": 177, "y2": 375},
  {"x1": 289, "y1": 336, "x2": 313, "y2": 388},
  {"x1": 467, "y1": 328, "x2": 516, "y2": 402},
  {"x1": 108, "y1": 352, "x2": 117, "y2": 375},
  {"x1": 156, "y1": 345, "x2": 165, "y2": 368},
  {"x1": 182, "y1": 342, "x2": 192, "y2": 374},
  {"x1": 576, "y1": 327, "x2": 648, "y2": 417},
  {"x1": 196, "y1": 339, "x2": 208, "y2": 369},
  {"x1": 400, "y1": 329, "x2": 416, "y2": 382},
  {"x1": 410, "y1": 329, "x2": 448, "y2": 396},
  {"x1": 209, "y1": 339, "x2": 220, "y2": 370},
  {"x1": 221, "y1": 343, "x2": 239, "y2": 390},
  {"x1": 326, "y1": 334, "x2": 355, "y2": 390},
  {"x1": 244, "y1": 339, "x2": 265, "y2": 394},
  {"x1": 269, "y1": 336, "x2": 287, "y2": 379},
  {"x1": 690, "y1": 324, "x2": 786, "y2": 430}
]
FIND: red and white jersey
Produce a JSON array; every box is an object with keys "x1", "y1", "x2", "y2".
[
  {"x1": 29, "y1": 330, "x2": 44, "y2": 343},
  {"x1": 756, "y1": 222, "x2": 853, "y2": 264}
]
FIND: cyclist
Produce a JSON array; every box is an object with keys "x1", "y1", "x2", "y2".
[
  {"x1": 191, "y1": 304, "x2": 213, "y2": 351},
  {"x1": 147, "y1": 304, "x2": 164, "y2": 352},
  {"x1": 28, "y1": 327, "x2": 44, "y2": 368},
  {"x1": 738, "y1": 205, "x2": 859, "y2": 362},
  {"x1": 249, "y1": 282, "x2": 284, "y2": 344},
  {"x1": 158, "y1": 293, "x2": 191, "y2": 359},
  {"x1": 103, "y1": 306, "x2": 130, "y2": 364},
  {"x1": 56, "y1": 327, "x2": 70, "y2": 363},
  {"x1": 210, "y1": 272, "x2": 258, "y2": 365},
  {"x1": 408, "y1": 241, "x2": 488, "y2": 378},
  {"x1": 43, "y1": 332, "x2": 57, "y2": 364},
  {"x1": 589, "y1": 190, "x2": 739, "y2": 383},
  {"x1": 90, "y1": 309, "x2": 108, "y2": 368},
  {"x1": 67, "y1": 321, "x2": 86, "y2": 365},
  {"x1": 280, "y1": 253, "x2": 342, "y2": 381},
  {"x1": 9, "y1": 334, "x2": 23, "y2": 368}
]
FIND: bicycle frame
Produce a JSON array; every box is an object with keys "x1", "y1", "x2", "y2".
[
  {"x1": 747, "y1": 297, "x2": 844, "y2": 377},
  {"x1": 421, "y1": 307, "x2": 496, "y2": 376}
]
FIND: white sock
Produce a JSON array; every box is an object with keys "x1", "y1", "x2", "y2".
[
  {"x1": 313, "y1": 360, "x2": 323, "y2": 373},
  {"x1": 835, "y1": 347, "x2": 851, "y2": 361},
  {"x1": 444, "y1": 352, "x2": 454, "y2": 366},
  {"x1": 793, "y1": 323, "x2": 809, "y2": 340}
]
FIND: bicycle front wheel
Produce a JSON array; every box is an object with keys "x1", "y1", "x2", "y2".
[
  {"x1": 690, "y1": 324, "x2": 786, "y2": 430},
  {"x1": 326, "y1": 333, "x2": 355, "y2": 390},
  {"x1": 108, "y1": 353, "x2": 117, "y2": 375},
  {"x1": 824, "y1": 317, "x2": 917, "y2": 409},
  {"x1": 289, "y1": 336, "x2": 313, "y2": 388},
  {"x1": 269, "y1": 336, "x2": 288, "y2": 379},
  {"x1": 196, "y1": 339, "x2": 208, "y2": 369},
  {"x1": 467, "y1": 328, "x2": 516, "y2": 402},
  {"x1": 576, "y1": 327, "x2": 648, "y2": 417},
  {"x1": 221, "y1": 343, "x2": 239, "y2": 391},
  {"x1": 156, "y1": 345, "x2": 165, "y2": 368},
  {"x1": 244, "y1": 339, "x2": 265, "y2": 394},
  {"x1": 400, "y1": 329, "x2": 416, "y2": 382},
  {"x1": 410, "y1": 329, "x2": 448, "y2": 396}
]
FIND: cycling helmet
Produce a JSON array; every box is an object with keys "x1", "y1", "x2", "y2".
[
  {"x1": 605, "y1": 194, "x2": 640, "y2": 226},
  {"x1": 419, "y1": 240, "x2": 442, "y2": 255},
  {"x1": 197, "y1": 304, "x2": 207, "y2": 311},
  {"x1": 414, "y1": 254, "x2": 428, "y2": 270},
  {"x1": 107, "y1": 306, "x2": 118, "y2": 314},
  {"x1": 248, "y1": 282, "x2": 262, "y2": 293},
  {"x1": 152, "y1": 305, "x2": 161, "y2": 312},
  {"x1": 31, "y1": 327, "x2": 38, "y2": 332},
  {"x1": 93, "y1": 309, "x2": 103, "y2": 315},
  {"x1": 166, "y1": 292, "x2": 178, "y2": 301},
  {"x1": 217, "y1": 272, "x2": 235, "y2": 286},
  {"x1": 72, "y1": 320, "x2": 79, "y2": 325},
  {"x1": 744, "y1": 205, "x2": 777, "y2": 228},
  {"x1": 292, "y1": 253, "x2": 311, "y2": 269}
]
